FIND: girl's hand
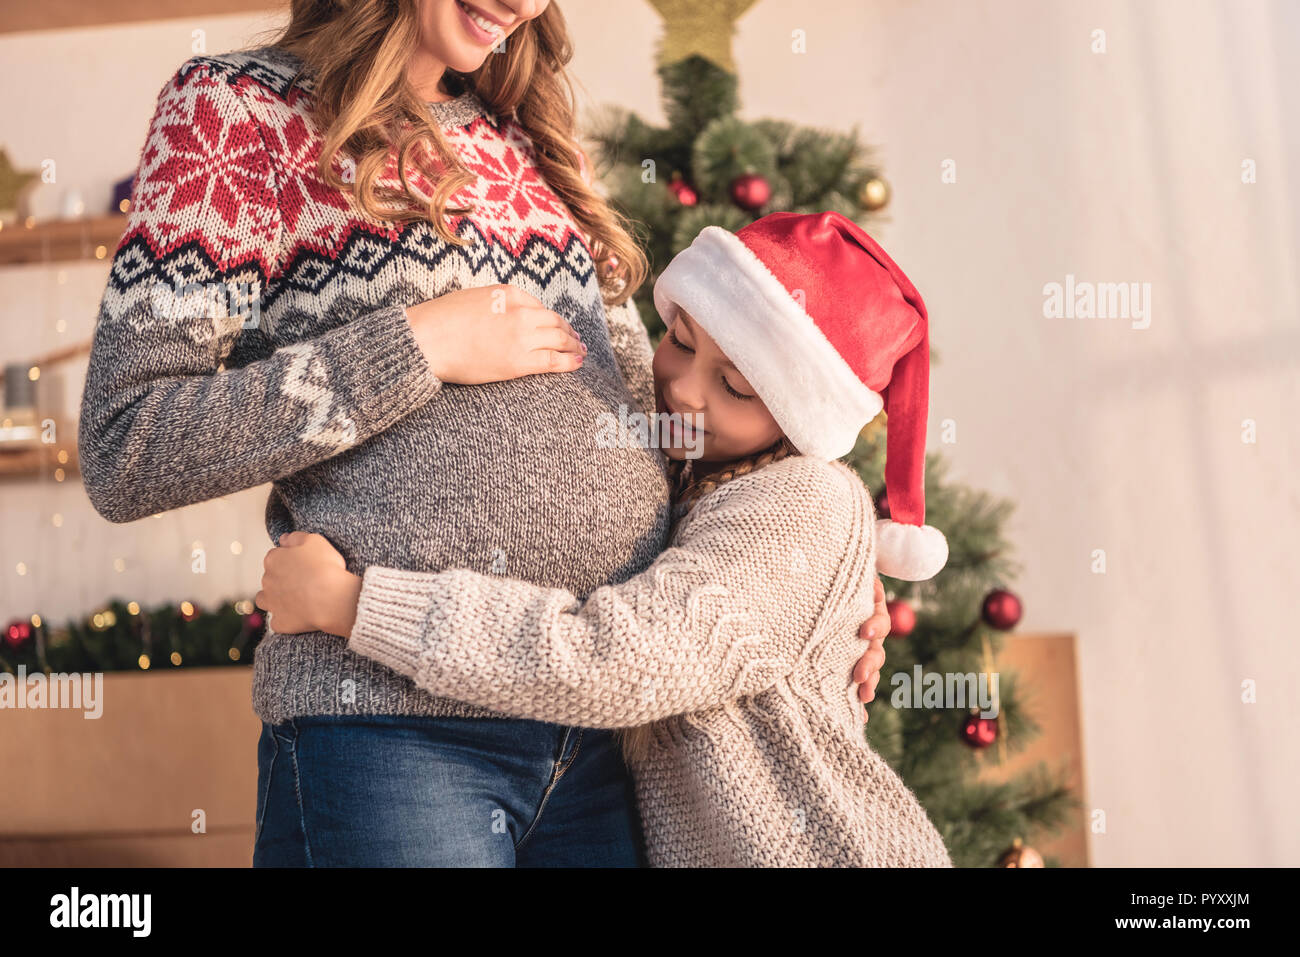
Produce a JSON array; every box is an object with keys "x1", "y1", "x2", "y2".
[
  {"x1": 404, "y1": 283, "x2": 587, "y2": 384},
  {"x1": 255, "y1": 531, "x2": 363, "y2": 638},
  {"x1": 854, "y1": 576, "x2": 891, "y2": 715}
]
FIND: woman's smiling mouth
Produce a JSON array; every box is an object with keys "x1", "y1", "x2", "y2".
[{"x1": 455, "y1": 1, "x2": 508, "y2": 45}]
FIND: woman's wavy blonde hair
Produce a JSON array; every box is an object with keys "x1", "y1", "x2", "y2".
[
  {"x1": 618, "y1": 435, "x2": 799, "y2": 763},
  {"x1": 268, "y1": 0, "x2": 646, "y2": 305}
]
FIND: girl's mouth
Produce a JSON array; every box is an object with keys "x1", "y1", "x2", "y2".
[
  {"x1": 660, "y1": 398, "x2": 708, "y2": 447},
  {"x1": 667, "y1": 417, "x2": 704, "y2": 447},
  {"x1": 455, "y1": 1, "x2": 507, "y2": 46}
]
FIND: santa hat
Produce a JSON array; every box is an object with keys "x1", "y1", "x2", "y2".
[{"x1": 652, "y1": 210, "x2": 948, "y2": 581}]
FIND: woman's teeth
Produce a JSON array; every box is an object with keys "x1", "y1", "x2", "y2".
[{"x1": 459, "y1": 2, "x2": 504, "y2": 39}]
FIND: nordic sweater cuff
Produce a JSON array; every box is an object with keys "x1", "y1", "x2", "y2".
[
  {"x1": 347, "y1": 565, "x2": 448, "y2": 679},
  {"x1": 326, "y1": 304, "x2": 444, "y2": 437}
]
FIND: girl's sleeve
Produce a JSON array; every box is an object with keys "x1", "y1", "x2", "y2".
[
  {"x1": 347, "y1": 461, "x2": 860, "y2": 728},
  {"x1": 78, "y1": 60, "x2": 443, "y2": 524}
]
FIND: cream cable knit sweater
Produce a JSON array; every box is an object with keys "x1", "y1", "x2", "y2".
[{"x1": 347, "y1": 454, "x2": 952, "y2": 868}]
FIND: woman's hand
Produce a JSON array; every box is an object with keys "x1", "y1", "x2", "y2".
[
  {"x1": 255, "y1": 531, "x2": 363, "y2": 638},
  {"x1": 404, "y1": 283, "x2": 587, "y2": 384},
  {"x1": 854, "y1": 576, "x2": 892, "y2": 717}
]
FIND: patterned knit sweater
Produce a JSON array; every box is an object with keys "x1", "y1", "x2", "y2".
[
  {"x1": 78, "y1": 45, "x2": 671, "y2": 724},
  {"x1": 348, "y1": 455, "x2": 953, "y2": 867}
]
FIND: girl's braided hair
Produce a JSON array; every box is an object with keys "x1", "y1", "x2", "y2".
[
  {"x1": 617, "y1": 434, "x2": 799, "y2": 764},
  {"x1": 667, "y1": 436, "x2": 799, "y2": 526}
]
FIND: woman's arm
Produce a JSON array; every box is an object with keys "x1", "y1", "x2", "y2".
[
  {"x1": 574, "y1": 138, "x2": 656, "y2": 416},
  {"x1": 81, "y1": 61, "x2": 587, "y2": 524},
  {"x1": 261, "y1": 459, "x2": 866, "y2": 728},
  {"x1": 603, "y1": 296, "x2": 656, "y2": 414},
  {"x1": 79, "y1": 60, "x2": 442, "y2": 523}
]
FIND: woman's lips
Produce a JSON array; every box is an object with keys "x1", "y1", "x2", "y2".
[{"x1": 455, "y1": 1, "x2": 507, "y2": 45}]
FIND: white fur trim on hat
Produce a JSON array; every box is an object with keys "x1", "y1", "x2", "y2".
[
  {"x1": 652, "y1": 226, "x2": 882, "y2": 460},
  {"x1": 874, "y1": 519, "x2": 949, "y2": 581}
]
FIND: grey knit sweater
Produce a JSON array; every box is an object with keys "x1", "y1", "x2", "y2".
[
  {"x1": 348, "y1": 455, "x2": 953, "y2": 867},
  {"x1": 78, "y1": 46, "x2": 671, "y2": 723}
]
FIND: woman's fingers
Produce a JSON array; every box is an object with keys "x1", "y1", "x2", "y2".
[
  {"x1": 525, "y1": 326, "x2": 586, "y2": 375},
  {"x1": 531, "y1": 325, "x2": 586, "y2": 356},
  {"x1": 539, "y1": 309, "x2": 582, "y2": 343},
  {"x1": 529, "y1": 349, "x2": 586, "y2": 375}
]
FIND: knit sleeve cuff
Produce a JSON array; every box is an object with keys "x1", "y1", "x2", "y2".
[
  {"x1": 346, "y1": 565, "x2": 445, "y2": 680},
  {"x1": 317, "y1": 304, "x2": 444, "y2": 440}
]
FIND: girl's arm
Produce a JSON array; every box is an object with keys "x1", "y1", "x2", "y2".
[
  {"x1": 341, "y1": 458, "x2": 864, "y2": 729},
  {"x1": 79, "y1": 59, "x2": 442, "y2": 524}
]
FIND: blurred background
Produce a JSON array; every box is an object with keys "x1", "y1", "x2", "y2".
[{"x1": 0, "y1": 0, "x2": 1296, "y2": 867}]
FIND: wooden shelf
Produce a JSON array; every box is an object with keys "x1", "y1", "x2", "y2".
[
  {"x1": 0, "y1": 214, "x2": 127, "y2": 266},
  {"x1": 0, "y1": 415, "x2": 80, "y2": 479},
  {"x1": 0, "y1": 1, "x2": 277, "y2": 35}
]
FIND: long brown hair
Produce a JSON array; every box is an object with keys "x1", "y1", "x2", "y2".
[
  {"x1": 266, "y1": 0, "x2": 646, "y2": 304},
  {"x1": 618, "y1": 436, "x2": 799, "y2": 763}
]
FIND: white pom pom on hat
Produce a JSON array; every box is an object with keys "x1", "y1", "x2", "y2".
[{"x1": 652, "y1": 210, "x2": 948, "y2": 581}]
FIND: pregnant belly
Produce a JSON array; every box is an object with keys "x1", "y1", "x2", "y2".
[{"x1": 271, "y1": 368, "x2": 673, "y2": 598}]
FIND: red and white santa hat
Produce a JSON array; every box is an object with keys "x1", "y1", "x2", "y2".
[{"x1": 652, "y1": 210, "x2": 948, "y2": 581}]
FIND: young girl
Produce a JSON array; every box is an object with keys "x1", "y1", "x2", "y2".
[{"x1": 259, "y1": 211, "x2": 953, "y2": 866}]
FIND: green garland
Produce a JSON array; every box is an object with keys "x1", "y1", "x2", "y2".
[{"x1": 1, "y1": 598, "x2": 266, "y2": 675}]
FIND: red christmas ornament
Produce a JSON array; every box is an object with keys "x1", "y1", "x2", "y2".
[
  {"x1": 4, "y1": 619, "x2": 32, "y2": 650},
  {"x1": 981, "y1": 589, "x2": 1023, "y2": 630},
  {"x1": 885, "y1": 599, "x2": 915, "y2": 637},
  {"x1": 245, "y1": 611, "x2": 264, "y2": 631},
  {"x1": 729, "y1": 172, "x2": 770, "y2": 211},
  {"x1": 668, "y1": 178, "x2": 698, "y2": 207},
  {"x1": 960, "y1": 713, "x2": 998, "y2": 749}
]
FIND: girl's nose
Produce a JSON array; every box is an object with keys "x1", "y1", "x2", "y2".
[{"x1": 665, "y1": 374, "x2": 706, "y2": 413}]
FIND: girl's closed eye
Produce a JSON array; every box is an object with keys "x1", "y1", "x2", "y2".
[
  {"x1": 667, "y1": 322, "x2": 752, "y2": 399},
  {"x1": 722, "y1": 377, "x2": 754, "y2": 400}
]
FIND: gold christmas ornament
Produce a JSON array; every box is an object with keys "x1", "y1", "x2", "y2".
[
  {"x1": 0, "y1": 149, "x2": 40, "y2": 221},
  {"x1": 997, "y1": 838, "x2": 1045, "y2": 868},
  {"x1": 647, "y1": 0, "x2": 760, "y2": 73},
  {"x1": 860, "y1": 176, "x2": 890, "y2": 211}
]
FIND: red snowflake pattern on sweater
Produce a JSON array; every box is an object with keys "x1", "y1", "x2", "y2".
[
  {"x1": 442, "y1": 118, "x2": 584, "y2": 255},
  {"x1": 126, "y1": 69, "x2": 281, "y2": 272},
  {"x1": 118, "y1": 51, "x2": 589, "y2": 286}
]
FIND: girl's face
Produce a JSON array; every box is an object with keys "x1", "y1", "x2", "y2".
[
  {"x1": 416, "y1": 0, "x2": 550, "y2": 76},
  {"x1": 652, "y1": 309, "x2": 785, "y2": 464}
]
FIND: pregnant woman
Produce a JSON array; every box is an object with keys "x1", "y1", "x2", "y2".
[{"x1": 79, "y1": 0, "x2": 887, "y2": 866}]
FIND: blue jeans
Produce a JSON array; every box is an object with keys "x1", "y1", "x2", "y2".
[{"x1": 252, "y1": 713, "x2": 645, "y2": 867}]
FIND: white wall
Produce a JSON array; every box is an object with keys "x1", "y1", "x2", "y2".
[
  {"x1": 1, "y1": 0, "x2": 1295, "y2": 865},
  {"x1": 747, "y1": 0, "x2": 1297, "y2": 867}
]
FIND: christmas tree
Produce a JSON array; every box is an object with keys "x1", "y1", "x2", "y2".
[
  {"x1": 589, "y1": 4, "x2": 1076, "y2": 866},
  {"x1": 585, "y1": 3, "x2": 890, "y2": 341}
]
